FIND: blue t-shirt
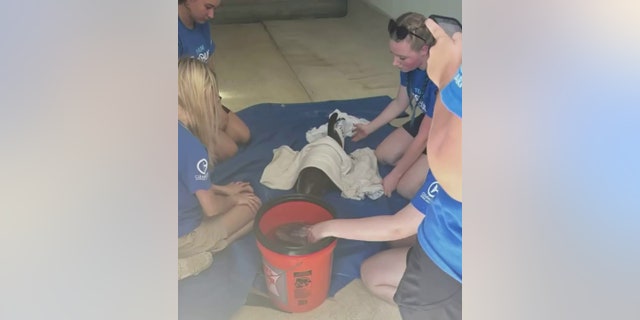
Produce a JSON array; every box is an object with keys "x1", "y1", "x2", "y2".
[
  {"x1": 400, "y1": 69, "x2": 438, "y2": 118},
  {"x1": 411, "y1": 170, "x2": 462, "y2": 283},
  {"x1": 441, "y1": 67, "x2": 462, "y2": 118},
  {"x1": 178, "y1": 18, "x2": 215, "y2": 62},
  {"x1": 178, "y1": 122, "x2": 212, "y2": 237}
]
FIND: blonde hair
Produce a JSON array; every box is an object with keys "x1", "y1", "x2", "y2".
[
  {"x1": 393, "y1": 12, "x2": 430, "y2": 51},
  {"x1": 178, "y1": 57, "x2": 221, "y2": 165}
]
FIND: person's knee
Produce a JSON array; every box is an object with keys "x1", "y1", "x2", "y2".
[
  {"x1": 229, "y1": 120, "x2": 250, "y2": 144},
  {"x1": 360, "y1": 256, "x2": 380, "y2": 289},
  {"x1": 227, "y1": 113, "x2": 251, "y2": 145},
  {"x1": 223, "y1": 145, "x2": 239, "y2": 161},
  {"x1": 375, "y1": 147, "x2": 396, "y2": 165},
  {"x1": 397, "y1": 181, "x2": 419, "y2": 199},
  {"x1": 360, "y1": 255, "x2": 398, "y2": 304},
  {"x1": 217, "y1": 139, "x2": 239, "y2": 162},
  {"x1": 236, "y1": 126, "x2": 250, "y2": 144}
]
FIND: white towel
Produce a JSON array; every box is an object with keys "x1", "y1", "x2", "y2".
[
  {"x1": 305, "y1": 109, "x2": 370, "y2": 143},
  {"x1": 260, "y1": 136, "x2": 384, "y2": 200}
]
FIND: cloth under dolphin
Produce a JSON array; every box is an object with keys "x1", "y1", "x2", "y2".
[{"x1": 260, "y1": 136, "x2": 384, "y2": 200}]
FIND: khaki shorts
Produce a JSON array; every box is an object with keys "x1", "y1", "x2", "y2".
[{"x1": 178, "y1": 216, "x2": 229, "y2": 259}]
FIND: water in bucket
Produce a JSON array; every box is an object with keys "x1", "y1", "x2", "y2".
[{"x1": 254, "y1": 194, "x2": 337, "y2": 313}]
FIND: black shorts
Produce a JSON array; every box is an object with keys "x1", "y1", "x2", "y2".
[
  {"x1": 393, "y1": 244, "x2": 461, "y2": 320},
  {"x1": 401, "y1": 113, "x2": 427, "y2": 155},
  {"x1": 402, "y1": 112, "x2": 425, "y2": 137}
]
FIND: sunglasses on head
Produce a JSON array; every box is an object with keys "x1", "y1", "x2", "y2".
[{"x1": 388, "y1": 19, "x2": 429, "y2": 44}]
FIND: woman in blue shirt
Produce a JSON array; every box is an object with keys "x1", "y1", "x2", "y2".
[
  {"x1": 351, "y1": 12, "x2": 438, "y2": 200},
  {"x1": 177, "y1": 57, "x2": 261, "y2": 280},
  {"x1": 308, "y1": 17, "x2": 463, "y2": 320}
]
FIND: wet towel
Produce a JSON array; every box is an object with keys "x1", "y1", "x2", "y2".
[{"x1": 260, "y1": 136, "x2": 384, "y2": 200}]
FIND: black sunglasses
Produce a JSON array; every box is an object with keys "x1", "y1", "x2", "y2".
[{"x1": 388, "y1": 19, "x2": 429, "y2": 44}]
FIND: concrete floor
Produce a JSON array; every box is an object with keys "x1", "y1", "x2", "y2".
[
  {"x1": 212, "y1": 1, "x2": 403, "y2": 319},
  {"x1": 212, "y1": 0, "x2": 397, "y2": 112}
]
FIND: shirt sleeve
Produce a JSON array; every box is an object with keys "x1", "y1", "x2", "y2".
[
  {"x1": 399, "y1": 71, "x2": 409, "y2": 87},
  {"x1": 440, "y1": 67, "x2": 462, "y2": 118},
  {"x1": 179, "y1": 125, "x2": 211, "y2": 194},
  {"x1": 410, "y1": 170, "x2": 439, "y2": 215},
  {"x1": 183, "y1": 149, "x2": 211, "y2": 194}
]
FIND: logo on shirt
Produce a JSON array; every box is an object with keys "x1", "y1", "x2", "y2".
[
  {"x1": 419, "y1": 181, "x2": 440, "y2": 204},
  {"x1": 194, "y1": 45, "x2": 210, "y2": 62},
  {"x1": 196, "y1": 51, "x2": 209, "y2": 62},
  {"x1": 195, "y1": 158, "x2": 209, "y2": 181},
  {"x1": 454, "y1": 68, "x2": 462, "y2": 88}
]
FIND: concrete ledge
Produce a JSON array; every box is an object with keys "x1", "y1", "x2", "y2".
[{"x1": 214, "y1": 0, "x2": 347, "y2": 24}]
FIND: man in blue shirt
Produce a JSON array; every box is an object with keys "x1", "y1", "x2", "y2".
[
  {"x1": 178, "y1": 0, "x2": 252, "y2": 162},
  {"x1": 178, "y1": 0, "x2": 219, "y2": 68}
]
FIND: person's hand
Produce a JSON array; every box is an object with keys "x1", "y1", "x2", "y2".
[
  {"x1": 233, "y1": 193, "x2": 262, "y2": 213},
  {"x1": 213, "y1": 182, "x2": 253, "y2": 196},
  {"x1": 382, "y1": 172, "x2": 401, "y2": 197},
  {"x1": 306, "y1": 222, "x2": 330, "y2": 243},
  {"x1": 225, "y1": 181, "x2": 253, "y2": 195},
  {"x1": 351, "y1": 123, "x2": 372, "y2": 142},
  {"x1": 424, "y1": 18, "x2": 462, "y2": 89}
]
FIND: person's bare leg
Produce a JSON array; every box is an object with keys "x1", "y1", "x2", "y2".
[
  {"x1": 215, "y1": 131, "x2": 239, "y2": 162},
  {"x1": 225, "y1": 220, "x2": 253, "y2": 243},
  {"x1": 217, "y1": 201, "x2": 257, "y2": 240},
  {"x1": 375, "y1": 128, "x2": 413, "y2": 165},
  {"x1": 225, "y1": 111, "x2": 250, "y2": 145},
  {"x1": 360, "y1": 247, "x2": 410, "y2": 304},
  {"x1": 388, "y1": 234, "x2": 417, "y2": 248},
  {"x1": 396, "y1": 154, "x2": 429, "y2": 199}
]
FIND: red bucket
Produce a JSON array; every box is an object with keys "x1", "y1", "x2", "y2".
[{"x1": 254, "y1": 194, "x2": 337, "y2": 313}]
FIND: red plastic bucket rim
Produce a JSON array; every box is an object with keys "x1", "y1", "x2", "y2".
[{"x1": 254, "y1": 193, "x2": 337, "y2": 256}]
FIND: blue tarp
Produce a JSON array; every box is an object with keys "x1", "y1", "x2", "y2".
[{"x1": 179, "y1": 96, "x2": 409, "y2": 319}]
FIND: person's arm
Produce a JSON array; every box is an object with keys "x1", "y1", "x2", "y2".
[
  {"x1": 382, "y1": 114, "x2": 432, "y2": 196},
  {"x1": 207, "y1": 53, "x2": 216, "y2": 71},
  {"x1": 352, "y1": 85, "x2": 410, "y2": 141},
  {"x1": 212, "y1": 181, "x2": 253, "y2": 196},
  {"x1": 426, "y1": 96, "x2": 462, "y2": 201},
  {"x1": 422, "y1": 19, "x2": 462, "y2": 201},
  {"x1": 195, "y1": 187, "x2": 235, "y2": 217},
  {"x1": 195, "y1": 187, "x2": 261, "y2": 217},
  {"x1": 308, "y1": 203, "x2": 424, "y2": 242}
]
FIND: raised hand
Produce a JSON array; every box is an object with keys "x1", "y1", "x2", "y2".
[{"x1": 424, "y1": 18, "x2": 462, "y2": 89}]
